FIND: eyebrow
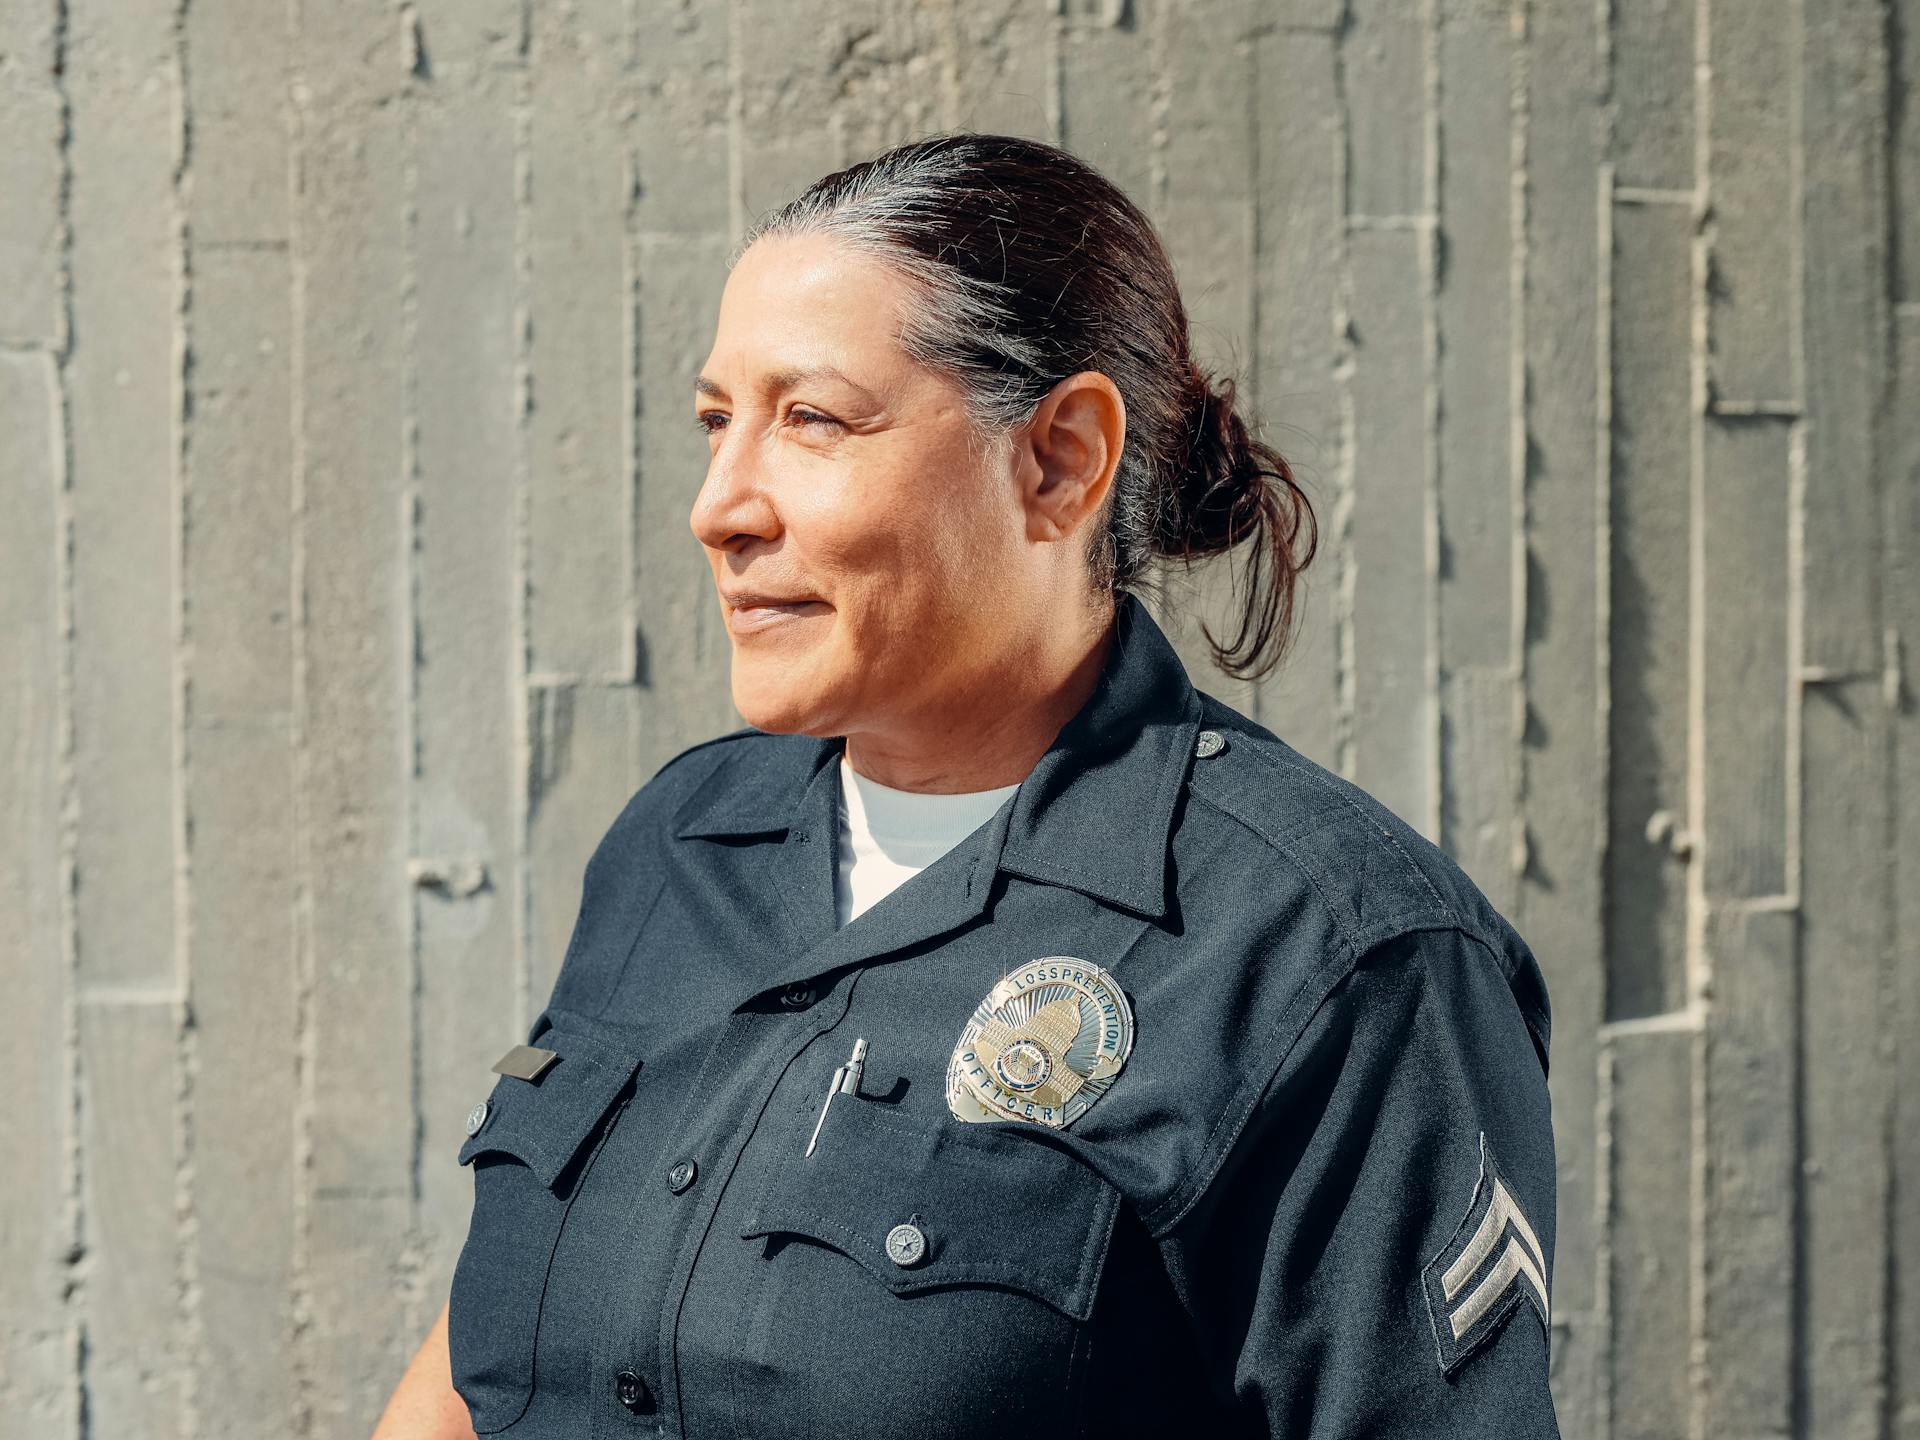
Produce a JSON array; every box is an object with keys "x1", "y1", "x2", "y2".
[{"x1": 693, "y1": 364, "x2": 874, "y2": 403}]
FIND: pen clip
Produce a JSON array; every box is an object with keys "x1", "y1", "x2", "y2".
[
  {"x1": 838, "y1": 1037, "x2": 868, "y2": 1097},
  {"x1": 803, "y1": 1037, "x2": 867, "y2": 1159}
]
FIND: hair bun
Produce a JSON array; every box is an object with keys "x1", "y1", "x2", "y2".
[
  {"x1": 1155, "y1": 366, "x2": 1273, "y2": 560},
  {"x1": 1149, "y1": 360, "x2": 1319, "y2": 679}
]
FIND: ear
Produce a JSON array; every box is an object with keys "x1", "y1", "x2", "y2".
[{"x1": 1016, "y1": 371, "x2": 1126, "y2": 543}]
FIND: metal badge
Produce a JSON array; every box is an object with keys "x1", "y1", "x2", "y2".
[{"x1": 946, "y1": 957, "x2": 1134, "y2": 1129}]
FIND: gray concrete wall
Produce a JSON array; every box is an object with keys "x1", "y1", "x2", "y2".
[{"x1": 1, "y1": 1, "x2": 1915, "y2": 1436}]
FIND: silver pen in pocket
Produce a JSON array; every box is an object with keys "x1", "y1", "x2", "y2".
[{"x1": 804, "y1": 1036, "x2": 867, "y2": 1158}]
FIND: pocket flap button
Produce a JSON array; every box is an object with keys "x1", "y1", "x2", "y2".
[
  {"x1": 885, "y1": 1222, "x2": 927, "y2": 1268},
  {"x1": 465, "y1": 1100, "x2": 489, "y2": 1137}
]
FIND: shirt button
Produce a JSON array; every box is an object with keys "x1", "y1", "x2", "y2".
[
  {"x1": 465, "y1": 1100, "x2": 489, "y2": 1136},
  {"x1": 1195, "y1": 728, "x2": 1227, "y2": 759},
  {"x1": 884, "y1": 1222, "x2": 928, "y2": 1268},
  {"x1": 778, "y1": 983, "x2": 816, "y2": 1010},
  {"x1": 614, "y1": 1368, "x2": 647, "y2": 1411},
  {"x1": 666, "y1": 1158, "x2": 698, "y2": 1194}
]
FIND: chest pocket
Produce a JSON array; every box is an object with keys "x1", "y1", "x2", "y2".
[
  {"x1": 447, "y1": 1024, "x2": 642, "y2": 1434},
  {"x1": 731, "y1": 1096, "x2": 1122, "y2": 1434}
]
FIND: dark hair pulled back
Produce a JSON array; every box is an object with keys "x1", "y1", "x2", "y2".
[{"x1": 736, "y1": 131, "x2": 1318, "y2": 683}]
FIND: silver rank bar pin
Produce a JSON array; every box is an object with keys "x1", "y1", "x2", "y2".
[{"x1": 804, "y1": 1036, "x2": 867, "y2": 1158}]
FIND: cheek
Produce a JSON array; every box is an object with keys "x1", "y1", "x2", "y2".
[
  {"x1": 895, "y1": 446, "x2": 1013, "y2": 578},
  {"x1": 779, "y1": 485, "x2": 905, "y2": 589},
  {"x1": 789, "y1": 450, "x2": 971, "y2": 581},
  {"x1": 776, "y1": 433, "x2": 1013, "y2": 647}
]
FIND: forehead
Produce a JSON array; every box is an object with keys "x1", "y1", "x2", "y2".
[{"x1": 701, "y1": 232, "x2": 916, "y2": 387}]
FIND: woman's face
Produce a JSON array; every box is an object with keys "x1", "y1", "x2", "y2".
[{"x1": 690, "y1": 231, "x2": 1045, "y2": 740}]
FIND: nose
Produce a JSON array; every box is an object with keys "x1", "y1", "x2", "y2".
[{"x1": 689, "y1": 428, "x2": 778, "y2": 554}]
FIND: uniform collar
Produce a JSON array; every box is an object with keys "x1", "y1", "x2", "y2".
[
  {"x1": 995, "y1": 591, "x2": 1202, "y2": 917},
  {"x1": 672, "y1": 590, "x2": 1203, "y2": 921}
]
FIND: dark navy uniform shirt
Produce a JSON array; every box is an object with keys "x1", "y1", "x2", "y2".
[{"x1": 446, "y1": 591, "x2": 1561, "y2": 1438}]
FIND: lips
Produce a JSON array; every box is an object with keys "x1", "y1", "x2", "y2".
[{"x1": 723, "y1": 591, "x2": 829, "y2": 636}]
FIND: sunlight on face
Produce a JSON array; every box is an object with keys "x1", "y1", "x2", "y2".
[{"x1": 689, "y1": 232, "x2": 1031, "y2": 739}]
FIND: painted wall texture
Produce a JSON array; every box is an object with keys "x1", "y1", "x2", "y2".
[{"x1": 2, "y1": 0, "x2": 1916, "y2": 1436}]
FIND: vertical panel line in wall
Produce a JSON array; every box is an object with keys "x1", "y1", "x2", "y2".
[
  {"x1": 1684, "y1": 0, "x2": 1711, "y2": 1008},
  {"x1": 169, "y1": 0, "x2": 205, "y2": 1433},
  {"x1": 1784, "y1": 411, "x2": 1806, "y2": 905},
  {"x1": 49, "y1": 0, "x2": 85, "y2": 1428},
  {"x1": 725, "y1": 0, "x2": 746, "y2": 250},
  {"x1": 1591, "y1": 0, "x2": 1617, "y2": 1421},
  {"x1": 1595, "y1": 1035, "x2": 1618, "y2": 1440},
  {"x1": 1788, "y1": 730, "x2": 1811, "y2": 1439},
  {"x1": 1688, "y1": 986, "x2": 1709, "y2": 1440},
  {"x1": 931, "y1": 0, "x2": 950, "y2": 132},
  {"x1": 1421, "y1": 0, "x2": 1443, "y2": 845},
  {"x1": 1148, "y1": 0, "x2": 1169, "y2": 219},
  {"x1": 399, "y1": 11, "x2": 426, "y2": 1269},
  {"x1": 637, "y1": 2, "x2": 660, "y2": 791},
  {"x1": 285, "y1": 0, "x2": 315, "y2": 1427},
  {"x1": 1331, "y1": 0, "x2": 1358, "y2": 783},
  {"x1": 1241, "y1": 14, "x2": 1267, "y2": 728},
  {"x1": 1245, "y1": 14, "x2": 1261, "y2": 448},
  {"x1": 1509, "y1": 0, "x2": 1532, "y2": 888},
  {"x1": 1781, "y1": 0, "x2": 1807, "y2": 913},
  {"x1": 1044, "y1": 0, "x2": 1064, "y2": 145},
  {"x1": 1785, "y1": 0, "x2": 1808, "y2": 414},
  {"x1": 1871, "y1": 10, "x2": 1904, "y2": 1429},
  {"x1": 1592, "y1": 154, "x2": 1617, "y2": 1436},
  {"x1": 512, "y1": 0, "x2": 534, "y2": 1046},
  {"x1": 1685, "y1": 0, "x2": 1713, "y2": 1433}
]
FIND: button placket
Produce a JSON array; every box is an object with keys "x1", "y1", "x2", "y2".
[{"x1": 633, "y1": 989, "x2": 858, "y2": 1436}]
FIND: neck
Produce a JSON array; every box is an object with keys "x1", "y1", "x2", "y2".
[{"x1": 842, "y1": 604, "x2": 1116, "y2": 793}]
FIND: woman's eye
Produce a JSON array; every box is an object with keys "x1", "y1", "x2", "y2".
[{"x1": 694, "y1": 409, "x2": 837, "y2": 435}]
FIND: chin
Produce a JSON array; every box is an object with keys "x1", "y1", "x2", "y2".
[{"x1": 729, "y1": 659, "x2": 847, "y2": 738}]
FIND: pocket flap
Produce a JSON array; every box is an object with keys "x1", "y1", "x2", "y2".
[
  {"x1": 739, "y1": 1099, "x2": 1121, "y2": 1321},
  {"x1": 457, "y1": 1025, "x2": 642, "y2": 1189}
]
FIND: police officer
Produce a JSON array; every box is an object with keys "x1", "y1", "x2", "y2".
[{"x1": 372, "y1": 132, "x2": 1560, "y2": 1439}]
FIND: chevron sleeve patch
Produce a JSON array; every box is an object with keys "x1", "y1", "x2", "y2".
[{"x1": 1421, "y1": 1132, "x2": 1551, "y2": 1377}]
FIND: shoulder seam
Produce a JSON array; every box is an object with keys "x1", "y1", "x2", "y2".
[
  {"x1": 1189, "y1": 786, "x2": 1466, "y2": 952},
  {"x1": 1222, "y1": 736, "x2": 1453, "y2": 913},
  {"x1": 1186, "y1": 746, "x2": 1463, "y2": 956},
  {"x1": 1184, "y1": 786, "x2": 1363, "y2": 959},
  {"x1": 1201, "y1": 736, "x2": 1544, "y2": 1054}
]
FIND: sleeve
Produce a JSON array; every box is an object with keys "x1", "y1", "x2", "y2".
[{"x1": 1156, "y1": 924, "x2": 1562, "y2": 1439}]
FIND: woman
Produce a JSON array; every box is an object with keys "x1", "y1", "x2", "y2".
[{"x1": 373, "y1": 132, "x2": 1560, "y2": 1439}]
